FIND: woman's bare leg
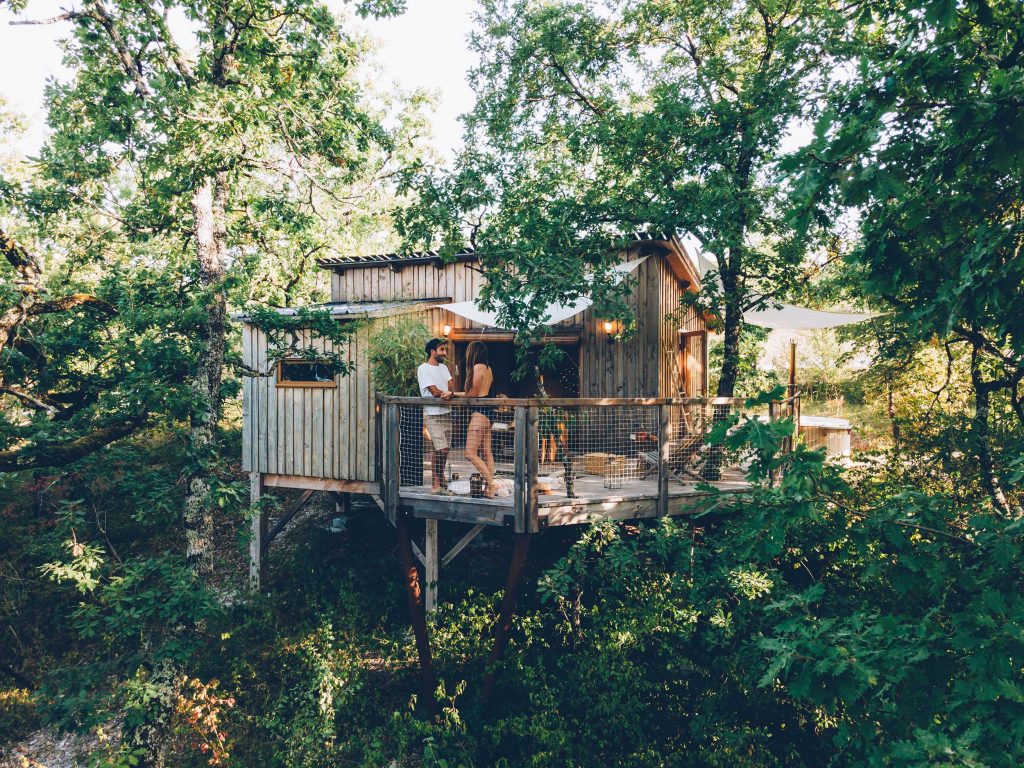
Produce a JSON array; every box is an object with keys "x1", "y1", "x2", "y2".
[
  {"x1": 465, "y1": 413, "x2": 494, "y2": 490},
  {"x1": 482, "y1": 424, "x2": 496, "y2": 480}
]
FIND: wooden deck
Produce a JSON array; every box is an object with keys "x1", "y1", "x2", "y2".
[
  {"x1": 399, "y1": 454, "x2": 749, "y2": 527},
  {"x1": 378, "y1": 395, "x2": 799, "y2": 533}
]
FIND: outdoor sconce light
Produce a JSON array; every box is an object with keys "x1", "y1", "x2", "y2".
[
  {"x1": 442, "y1": 323, "x2": 452, "y2": 338},
  {"x1": 603, "y1": 320, "x2": 616, "y2": 343}
]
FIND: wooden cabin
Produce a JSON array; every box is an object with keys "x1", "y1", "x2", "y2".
[
  {"x1": 240, "y1": 233, "x2": 708, "y2": 495},
  {"x1": 239, "y1": 234, "x2": 799, "y2": 603}
]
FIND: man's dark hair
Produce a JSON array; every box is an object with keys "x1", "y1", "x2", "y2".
[{"x1": 425, "y1": 338, "x2": 446, "y2": 358}]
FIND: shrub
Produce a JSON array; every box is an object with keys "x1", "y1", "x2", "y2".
[{"x1": 368, "y1": 317, "x2": 435, "y2": 396}]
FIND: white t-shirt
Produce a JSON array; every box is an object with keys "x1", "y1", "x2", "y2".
[{"x1": 417, "y1": 362, "x2": 452, "y2": 415}]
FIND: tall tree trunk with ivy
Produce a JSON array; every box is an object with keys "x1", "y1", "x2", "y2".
[{"x1": 183, "y1": 174, "x2": 229, "y2": 573}]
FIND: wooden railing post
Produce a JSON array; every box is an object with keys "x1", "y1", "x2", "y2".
[
  {"x1": 384, "y1": 402, "x2": 400, "y2": 525},
  {"x1": 513, "y1": 405, "x2": 527, "y2": 533},
  {"x1": 769, "y1": 401, "x2": 780, "y2": 486},
  {"x1": 657, "y1": 404, "x2": 671, "y2": 517},
  {"x1": 526, "y1": 406, "x2": 540, "y2": 533}
]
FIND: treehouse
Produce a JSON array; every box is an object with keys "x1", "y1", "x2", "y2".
[{"x1": 238, "y1": 233, "x2": 799, "y2": 607}]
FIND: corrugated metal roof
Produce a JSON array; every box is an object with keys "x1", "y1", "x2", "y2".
[{"x1": 315, "y1": 231, "x2": 677, "y2": 270}]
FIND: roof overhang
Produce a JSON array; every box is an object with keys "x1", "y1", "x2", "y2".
[
  {"x1": 232, "y1": 298, "x2": 449, "y2": 323},
  {"x1": 314, "y1": 231, "x2": 704, "y2": 284}
]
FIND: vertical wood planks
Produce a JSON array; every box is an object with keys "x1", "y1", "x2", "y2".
[
  {"x1": 241, "y1": 325, "x2": 252, "y2": 472},
  {"x1": 255, "y1": 326, "x2": 266, "y2": 472}
]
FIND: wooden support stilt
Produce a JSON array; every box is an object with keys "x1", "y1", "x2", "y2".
[
  {"x1": 395, "y1": 511, "x2": 439, "y2": 719},
  {"x1": 333, "y1": 491, "x2": 352, "y2": 517},
  {"x1": 481, "y1": 532, "x2": 532, "y2": 705},
  {"x1": 249, "y1": 472, "x2": 266, "y2": 590},
  {"x1": 424, "y1": 519, "x2": 439, "y2": 613}
]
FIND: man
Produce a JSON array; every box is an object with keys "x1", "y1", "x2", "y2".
[{"x1": 417, "y1": 338, "x2": 454, "y2": 490}]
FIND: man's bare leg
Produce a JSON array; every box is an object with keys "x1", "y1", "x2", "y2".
[{"x1": 432, "y1": 448, "x2": 449, "y2": 490}]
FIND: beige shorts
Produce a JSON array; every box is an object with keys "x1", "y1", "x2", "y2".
[{"x1": 423, "y1": 414, "x2": 452, "y2": 451}]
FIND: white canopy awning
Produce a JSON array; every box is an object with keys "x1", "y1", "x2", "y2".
[
  {"x1": 743, "y1": 302, "x2": 876, "y2": 330},
  {"x1": 685, "y1": 234, "x2": 875, "y2": 330},
  {"x1": 439, "y1": 255, "x2": 648, "y2": 329}
]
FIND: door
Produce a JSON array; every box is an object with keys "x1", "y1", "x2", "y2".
[{"x1": 679, "y1": 330, "x2": 708, "y2": 397}]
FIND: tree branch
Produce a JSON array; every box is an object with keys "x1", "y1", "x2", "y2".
[
  {"x1": 27, "y1": 293, "x2": 117, "y2": 317},
  {"x1": 0, "y1": 386, "x2": 58, "y2": 413},
  {"x1": 86, "y1": 0, "x2": 151, "y2": 99},
  {"x1": 8, "y1": 10, "x2": 85, "y2": 26},
  {"x1": 0, "y1": 415, "x2": 147, "y2": 473}
]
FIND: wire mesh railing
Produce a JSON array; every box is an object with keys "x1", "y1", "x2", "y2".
[{"x1": 379, "y1": 395, "x2": 800, "y2": 531}]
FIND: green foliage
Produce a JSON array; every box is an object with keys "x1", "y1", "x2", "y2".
[
  {"x1": 3, "y1": 1, "x2": 1023, "y2": 766},
  {"x1": 368, "y1": 317, "x2": 434, "y2": 396},
  {"x1": 264, "y1": 624, "x2": 364, "y2": 767},
  {"x1": 399, "y1": 0, "x2": 857, "y2": 394},
  {"x1": 788, "y1": 0, "x2": 1024, "y2": 513},
  {"x1": 246, "y1": 305, "x2": 357, "y2": 377},
  {"x1": 709, "y1": 325, "x2": 782, "y2": 398}
]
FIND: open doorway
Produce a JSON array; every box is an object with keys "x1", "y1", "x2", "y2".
[{"x1": 451, "y1": 340, "x2": 580, "y2": 397}]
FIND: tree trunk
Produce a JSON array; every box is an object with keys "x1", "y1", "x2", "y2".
[
  {"x1": 716, "y1": 266, "x2": 743, "y2": 398},
  {"x1": 183, "y1": 174, "x2": 228, "y2": 574},
  {"x1": 969, "y1": 349, "x2": 1016, "y2": 516},
  {"x1": 126, "y1": 658, "x2": 180, "y2": 768},
  {"x1": 716, "y1": 137, "x2": 753, "y2": 399},
  {"x1": 886, "y1": 376, "x2": 900, "y2": 444},
  {"x1": 716, "y1": 290, "x2": 741, "y2": 399}
]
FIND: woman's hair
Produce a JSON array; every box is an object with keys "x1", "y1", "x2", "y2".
[{"x1": 464, "y1": 341, "x2": 490, "y2": 393}]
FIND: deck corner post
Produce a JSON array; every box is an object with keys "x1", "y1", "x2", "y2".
[
  {"x1": 424, "y1": 518, "x2": 439, "y2": 613},
  {"x1": 249, "y1": 472, "x2": 267, "y2": 590},
  {"x1": 769, "y1": 401, "x2": 780, "y2": 486},
  {"x1": 384, "y1": 401, "x2": 400, "y2": 525},
  {"x1": 526, "y1": 406, "x2": 540, "y2": 533},
  {"x1": 657, "y1": 404, "x2": 671, "y2": 517},
  {"x1": 513, "y1": 406, "x2": 528, "y2": 533}
]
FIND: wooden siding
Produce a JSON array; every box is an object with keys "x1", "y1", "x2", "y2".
[
  {"x1": 331, "y1": 261, "x2": 491, "y2": 332},
  {"x1": 242, "y1": 309, "x2": 452, "y2": 482},
  {"x1": 331, "y1": 259, "x2": 579, "y2": 332},
  {"x1": 578, "y1": 256, "x2": 661, "y2": 398}
]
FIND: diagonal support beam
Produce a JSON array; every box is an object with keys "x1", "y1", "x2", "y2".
[
  {"x1": 442, "y1": 524, "x2": 486, "y2": 568},
  {"x1": 410, "y1": 540, "x2": 426, "y2": 566},
  {"x1": 262, "y1": 489, "x2": 315, "y2": 554}
]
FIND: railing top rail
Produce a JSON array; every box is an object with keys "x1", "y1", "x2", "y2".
[{"x1": 378, "y1": 395, "x2": 797, "y2": 407}]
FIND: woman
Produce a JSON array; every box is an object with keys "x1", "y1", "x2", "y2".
[{"x1": 453, "y1": 341, "x2": 496, "y2": 496}]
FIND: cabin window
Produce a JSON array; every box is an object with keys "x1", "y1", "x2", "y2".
[{"x1": 276, "y1": 358, "x2": 337, "y2": 388}]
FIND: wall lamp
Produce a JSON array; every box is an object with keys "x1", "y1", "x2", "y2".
[
  {"x1": 603, "y1": 320, "x2": 616, "y2": 343},
  {"x1": 442, "y1": 323, "x2": 452, "y2": 338}
]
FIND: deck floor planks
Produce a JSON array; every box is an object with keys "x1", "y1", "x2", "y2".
[{"x1": 398, "y1": 453, "x2": 747, "y2": 526}]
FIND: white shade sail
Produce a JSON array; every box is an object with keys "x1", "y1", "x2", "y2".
[
  {"x1": 685, "y1": 235, "x2": 876, "y2": 330},
  {"x1": 743, "y1": 302, "x2": 876, "y2": 330},
  {"x1": 439, "y1": 255, "x2": 648, "y2": 329}
]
